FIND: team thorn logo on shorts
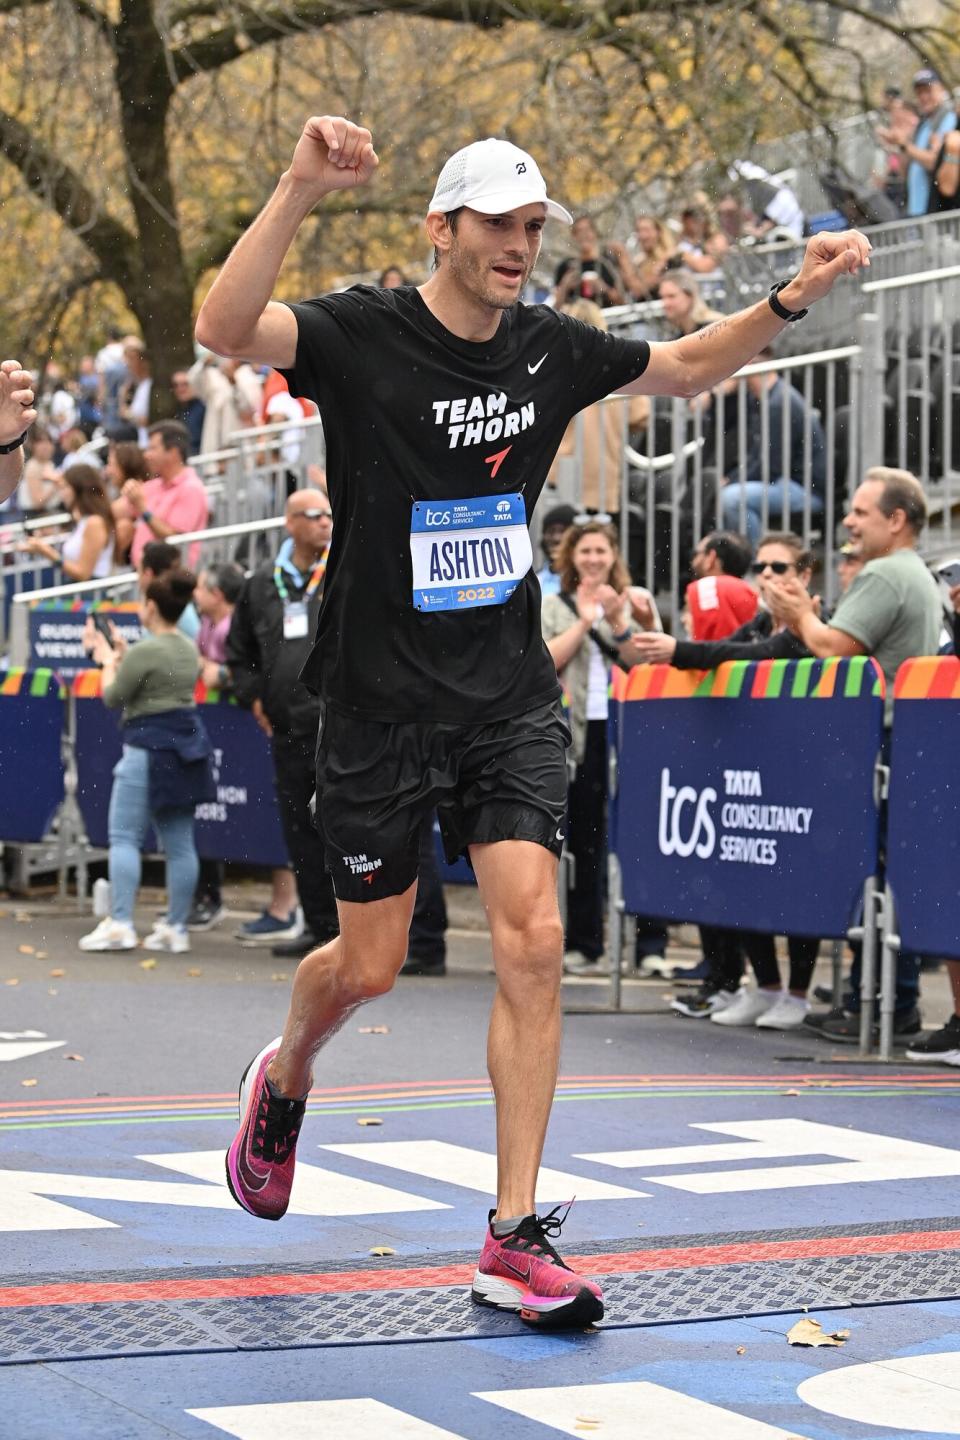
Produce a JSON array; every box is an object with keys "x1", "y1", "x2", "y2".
[{"x1": 343, "y1": 852, "x2": 384, "y2": 878}]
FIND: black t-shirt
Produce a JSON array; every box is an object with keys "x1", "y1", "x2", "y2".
[{"x1": 281, "y1": 284, "x2": 649, "y2": 724}]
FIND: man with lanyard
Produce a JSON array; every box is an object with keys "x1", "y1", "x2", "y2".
[
  {"x1": 197, "y1": 114, "x2": 870, "y2": 1328},
  {"x1": 0, "y1": 360, "x2": 37, "y2": 502},
  {"x1": 227, "y1": 488, "x2": 339, "y2": 958}
]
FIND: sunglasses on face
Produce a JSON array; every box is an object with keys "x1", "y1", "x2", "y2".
[
  {"x1": 293, "y1": 508, "x2": 332, "y2": 520},
  {"x1": 751, "y1": 560, "x2": 795, "y2": 575}
]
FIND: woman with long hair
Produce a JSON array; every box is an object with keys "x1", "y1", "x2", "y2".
[
  {"x1": 676, "y1": 203, "x2": 729, "y2": 274},
  {"x1": 658, "y1": 269, "x2": 724, "y2": 338},
  {"x1": 107, "y1": 440, "x2": 150, "y2": 563},
  {"x1": 19, "y1": 462, "x2": 115, "y2": 581},
  {"x1": 79, "y1": 568, "x2": 212, "y2": 954},
  {"x1": 541, "y1": 519, "x2": 661, "y2": 974},
  {"x1": 612, "y1": 215, "x2": 677, "y2": 301}
]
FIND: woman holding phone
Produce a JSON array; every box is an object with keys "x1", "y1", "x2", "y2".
[{"x1": 79, "y1": 569, "x2": 213, "y2": 954}]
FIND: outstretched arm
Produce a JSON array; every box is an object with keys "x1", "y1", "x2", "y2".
[
  {"x1": 622, "y1": 230, "x2": 871, "y2": 399},
  {"x1": 0, "y1": 361, "x2": 37, "y2": 503},
  {"x1": 195, "y1": 116, "x2": 379, "y2": 368}
]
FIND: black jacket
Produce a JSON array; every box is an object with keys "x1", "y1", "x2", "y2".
[
  {"x1": 672, "y1": 608, "x2": 810, "y2": 669},
  {"x1": 226, "y1": 559, "x2": 324, "y2": 737}
]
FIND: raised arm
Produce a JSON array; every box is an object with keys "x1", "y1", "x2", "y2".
[
  {"x1": 622, "y1": 230, "x2": 871, "y2": 400},
  {"x1": 0, "y1": 360, "x2": 37, "y2": 503},
  {"x1": 195, "y1": 116, "x2": 379, "y2": 368}
]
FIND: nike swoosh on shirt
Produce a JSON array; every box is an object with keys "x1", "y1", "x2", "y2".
[{"x1": 527, "y1": 353, "x2": 548, "y2": 374}]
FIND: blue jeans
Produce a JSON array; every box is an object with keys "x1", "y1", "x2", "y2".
[
  {"x1": 108, "y1": 744, "x2": 199, "y2": 928},
  {"x1": 721, "y1": 479, "x2": 823, "y2": 544}
]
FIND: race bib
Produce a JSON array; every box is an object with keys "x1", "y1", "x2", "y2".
[
  {"x1": 283, "y1": 601, "x2": 309, "y2": 640},
  {"x1": 410, "y1": 493, "x2": 532, "y2": 613}
]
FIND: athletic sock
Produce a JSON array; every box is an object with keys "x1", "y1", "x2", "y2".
[{"x1": 492, "y1": 1214, "x2": 533, "y2": 1238}]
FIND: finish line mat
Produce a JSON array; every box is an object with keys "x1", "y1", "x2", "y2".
[{"x1": 5, "y1": 1215, "x2": 960, "y2": 1364}]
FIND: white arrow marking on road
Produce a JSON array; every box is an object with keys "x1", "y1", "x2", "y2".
[
  {"x1": 321, "y1": 1140, "x2": 647, "y2": 1200},
  {"x1": 580, "y1": 1118, "x2": 960, "y2": 1192},
  {"x1": 0, "y1": 1030, "x2": 65, "y2": 1063},
  {"x1": 190, "y1": 1400, "x2": 464, "y2": 1439},
  {"x1": 476, "y1": 1382, "x2": 805, "y2": 1438},
  {"x1": 0, "y1": 1151, "x2": 447, "y2": 1231}
]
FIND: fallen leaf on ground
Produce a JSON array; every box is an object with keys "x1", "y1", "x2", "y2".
[
  {"x1": 35, "y1": 951, "x2": 47, "y2": 960},
  {"x1": 782, "y1": 1089, "x2": 801, "y2": 1096},
  {"x1": 139, "y1": 958, "x2": 157, "y2": 971},
  {"x1": 47, "y1": 989, "x2": 58, "y2": 996},
  {"x1": 14, "y1": 912, "x2": 31, "y2": 923},
  {"x1": 369, "y1": 1246, "x2": 396, "y2": 1257},
  {"x1": 786, "y1": 1318, "x2": 850, "y2": 1348},
  {"x1": 357, "y1": 1117, "x2": 383, "y2": 1126},
  {"x1": 49, "y1": 969, "x2": 65, "y2": 978},
  {"x1": 4, "y1": 978, "x2": 19, "y2": 986},
  {"x1": 271, "y1": 972, "x2": 289, "y2": 981},
  {"x1": 187, "y1": 968, "x2": 202, "y2": 977},
  {"x1": 20, "y1": 1078, "x2": 37, "y2": 1087},
  {"x1": 17, "y1": 944, "x2": 35, "y2": 955},
  {"x1": 737, "y1": 1346, "x2": 747, "y2": 1355},
  {"x1": 64, "y1": 1054, "x2": 84, "y2": 1062},
  {"x1": 358, "y1": 1025, "x2": 390, "y2": 1035}
]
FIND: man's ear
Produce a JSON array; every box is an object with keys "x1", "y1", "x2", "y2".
[{"x1": 425, "y1": 211, "x2": 454, "y2": 259}]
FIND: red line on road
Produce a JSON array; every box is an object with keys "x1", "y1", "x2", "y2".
[{"x1": 3, "y1": 1228, "x2": 960, "y2": 1310}]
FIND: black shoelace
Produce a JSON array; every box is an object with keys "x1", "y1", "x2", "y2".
[
  {"x1": 254, "y1": 1089, "x2": 306, "y2": 1163},
  {"x1": 501, "y1": 1202, "x2": 574, "y2": 1270}
]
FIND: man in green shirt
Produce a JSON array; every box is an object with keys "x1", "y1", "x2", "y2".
[
  {"x1": 768, "y1": 466, "x2": 941, "y2": 724},
  {"x1": 768, "y1": 465, "x2": 941, "y2": 1043}
]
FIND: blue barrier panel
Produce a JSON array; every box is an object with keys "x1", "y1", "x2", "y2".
[
  {"x1": 73, "y1": 676, "x2": 289, "y2": 867},
  {"x1": 887, "y1": 656, "x2": 960, "y2": 958},
  {"x1": 0, "y1": 669, "x2": 65, "y2": 842},
  {"x1": 608, "y1": 656, "x2": 884, "y2": 937}
]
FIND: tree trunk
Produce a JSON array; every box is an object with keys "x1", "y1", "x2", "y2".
[{"x1": 115, "y1": 0, "x2": 196, "y2": 421}]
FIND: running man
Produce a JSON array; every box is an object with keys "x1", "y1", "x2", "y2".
[{"x1": 197, "y1": 115, "x2": 870, "y2": 1328}]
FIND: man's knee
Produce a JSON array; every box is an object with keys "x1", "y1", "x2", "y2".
[{"x1": 492, "y1": 908, "x2": 564, "y2": 972}]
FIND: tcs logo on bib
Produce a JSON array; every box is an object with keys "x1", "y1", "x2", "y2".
[{"x1": 657, "y1": 767, "x2": 717, "y2": 859}]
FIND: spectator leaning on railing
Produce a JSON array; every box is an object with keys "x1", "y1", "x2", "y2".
[
  {"x1": 769, "y1": 467, "x2": 941, "y2": 1046},
  {"x1": 0, "y1": 360, "x2": 37, "y2": 503},
  {"x1": 18, "y1": 425, "x2": 60, "y2": 514},
  {"x1": 124, "y1": 420, "x2": 209, "y2": 569},
  {"x1": 18, "y1": 464, "x2": 115, "y2": 582}
]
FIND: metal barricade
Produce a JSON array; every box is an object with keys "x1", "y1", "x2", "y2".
[
  {"x1": 554, "y1": 343, "x2": 861, "y2": 608},
  {"x1": 7, "y1": 516, "x2": 286, "y2": 668}
]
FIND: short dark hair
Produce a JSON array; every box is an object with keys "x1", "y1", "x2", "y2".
[
  {"x1": 432, "y1": 207, "x2": 463, "y2": 271},
  {"x1": 146, "y1": 568, "x2": 196, "y2": 624},
  {"x1": 865, "y1": 466, "x2": 928, "y2": 532},
  {"x1": 141, "y1": 540, "x2": 181, "y2": 577},
  {"x1": 757, "y1": 530, "x2": 813, "y2": 572},
  {"x1": 147, "y1": 419, "x2": 192, "y2": 461},
  {"x1": 203, "y1": 561, "x2": 245, "y2": 606},
  {"x1": 701, "y1": 529, "x2": 752, "y2": 577}
]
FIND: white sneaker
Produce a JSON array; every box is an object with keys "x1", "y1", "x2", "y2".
[
  {"x1": 755, "y1": 993, "x2": 811, "y2": 1029},
  {"x1": 563, "y1": 950, "x2": 606, "y2": 976},
  {"x1": 711, "y1": 987, "x2": 780, "y2": 1026},
  {"x1": 79, "y1": 917, "x2": 138, "y2": 952},
  {"x1": 143, "y1": 920, "x2": 190, "y2": 954},
  {"x1": 634, "y1": 954, "x2": 672, "y2": 977}
]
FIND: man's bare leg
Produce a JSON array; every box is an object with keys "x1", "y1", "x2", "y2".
[
  {"x1": 267, "y1": 884, "x2": 417, "y2": 1098},
  {"x1": 471, "y1": 841, "x2": 563, "y2": 1221}
]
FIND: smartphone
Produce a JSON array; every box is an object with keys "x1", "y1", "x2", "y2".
[
  {"x1": 92, "y1": 613, "x2": 115, "y2": 649},
  {"x1": 936, "y1": 559, "x2": 960, "y2": 588}
]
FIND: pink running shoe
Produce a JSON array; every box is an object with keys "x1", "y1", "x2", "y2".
[
  {"x1": 225, "y1": 1037, "x2": 306, "y2": 1221},
  {"x1": 471, "y1": 1203, "x2": 604, "y2": 1328}
]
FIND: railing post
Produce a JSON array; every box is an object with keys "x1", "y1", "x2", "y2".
[{"x1": 856, "y1": 310, "x2": 884, "y2": 474}]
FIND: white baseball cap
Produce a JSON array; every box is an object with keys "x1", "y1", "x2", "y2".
[{"x1": 428, "y1": 138, "x2": 573, "y2": 224}]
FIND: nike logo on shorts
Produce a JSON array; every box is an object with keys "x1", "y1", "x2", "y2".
[{"x1": 527, "y1": 353, "x2": 548, "y2": 374}]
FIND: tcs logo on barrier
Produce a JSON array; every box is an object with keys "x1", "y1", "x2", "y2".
[{"x1": 657, "y1": 768, "x2": 717, "y2": 859}]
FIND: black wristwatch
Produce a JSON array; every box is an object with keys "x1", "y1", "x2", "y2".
[
  {"x1": 768, "y1": 281, "x2": 808, "y2": 323},
  {"x1": 0, "y1": 430, "x2": 27, "y2": 454}
]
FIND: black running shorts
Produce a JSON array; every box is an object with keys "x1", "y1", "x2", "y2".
[{"x1": 315, "y1": 697, "x2": 571, "y2": 902}]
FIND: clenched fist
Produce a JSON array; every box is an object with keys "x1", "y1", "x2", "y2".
[{"x1": 289, "y1": 116, "x2": 378, "y2": 196}]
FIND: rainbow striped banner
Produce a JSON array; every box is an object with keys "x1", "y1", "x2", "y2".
[
  {"x1": 610, "y1": 656, "x2": 884, "y2": 703},
  {"x1": 71, "y1": 671, "x2": 235, "y2": 706},
  {"x1": 894, "y1": 656, "x2": 960, "y2": 700},
  {"x1": 0, "y1": 668, "x2": 65, "y2": 698}
]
